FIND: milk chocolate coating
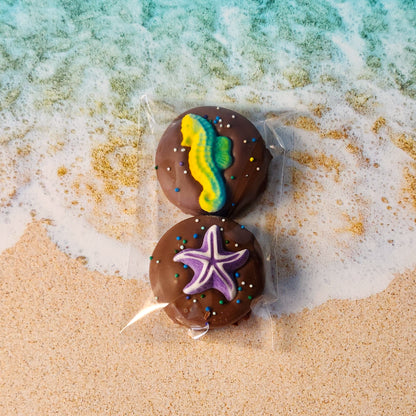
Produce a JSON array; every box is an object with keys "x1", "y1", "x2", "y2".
[
  {"x1": 149, "y1": 216, "x2": 265, "y2": 329},
  {"x1": 155, "y1": 106, "x2": 272, "y2": 217}
]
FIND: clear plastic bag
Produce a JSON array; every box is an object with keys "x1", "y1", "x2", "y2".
[{"x1": 121, "y1": 96, "x2": 287, "y2": 348}]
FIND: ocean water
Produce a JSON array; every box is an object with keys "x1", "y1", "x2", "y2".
[{"x1": 1, "y1": 0, "x2": 415, "y2": 315}]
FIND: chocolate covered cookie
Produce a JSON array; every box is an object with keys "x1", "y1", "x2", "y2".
[
  {"x1": 155, "y1": 106, "x2": 272, "y2": 217},
  {"x1": 149, "y1": 216, "x2": 265, "y2": 329}
]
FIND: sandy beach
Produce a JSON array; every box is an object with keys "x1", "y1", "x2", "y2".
[{"x1": 1, "y1": 220, "x2": 415, "y2": 415}]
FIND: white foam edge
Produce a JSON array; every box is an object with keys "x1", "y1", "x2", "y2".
[{"x1": 0, "y1": 180, "x2": 146, "y2": 279}]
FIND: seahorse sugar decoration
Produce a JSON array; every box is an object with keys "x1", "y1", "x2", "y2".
[{"x1": 180, "y1": 114, "x2": 233, "y2": 213}]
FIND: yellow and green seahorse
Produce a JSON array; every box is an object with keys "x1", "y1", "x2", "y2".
[{"x1": 180, "y1": 114, "x2": 233, "y2": 213}]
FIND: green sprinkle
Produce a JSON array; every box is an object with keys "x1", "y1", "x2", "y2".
[
  {"x1": 182, "y1": 239, "x2": 187, "y2": 244},
  {"x1": 225, "y1": 240, "x2": 229, "y2": 244},
  {"x1": 200, "y1": 294, "x2": 206, "y2": 298},
  {"x1": 174, "y1": 273, "x2": 179, "y2": 278},
  {"x1": 155, "y1": 165, "x2": 158, "y2": 170},
  {"x1": 219, "y1": 300, "x2": 224, "y2": 305},
  {"x1": 149, "y1": 256, "x2": 153, "y2": 260},
  {"x1": 248, "y1": 295, "x2": 253, "y2": 300},
  {"x1": 230, "y1": 175, "x2": 236, "y2": 180}
]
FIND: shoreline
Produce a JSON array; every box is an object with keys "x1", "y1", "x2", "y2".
[{"x1": 1, "y1": 220, "x2": 415, "y2": 414}]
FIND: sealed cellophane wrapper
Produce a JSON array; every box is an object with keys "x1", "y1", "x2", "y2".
[{"x1": 122, "y1": 96, "x2": 287, "y2": 347}]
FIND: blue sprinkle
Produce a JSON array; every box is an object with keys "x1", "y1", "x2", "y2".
[
  {"x1": 236, "y1": 299, "x2": 241, "y2": 304},
  {"x1": 235, "y1": 272, "x2": 240, "y2": 278},
  {"x1": 213, "y1": 120, "x2": 218, "y2": 124},
  {"x1": 174, "y1": 187, "x2": 180, "y2": 192},
  {"x1": 252, "y1": 138, "x2": 257, "y2": 142},
  {"x1": 183, "y1": 264, "x2": 189, "y2": 269},
  {"x1": 231, "y1": 203, "x2": 236, "y2": 207},
  {"x1": 186, "y1": 296, "x2": 190, "y2": 300},
  {"x1": 215, "y1": 116, "x2": 220, "y2": 121},
  {"x1": 238, "y1": 286, "x2": 242, "y2": 291},
  {"x1": 203, "y1": 115, "x2": 208, "y2": 119},
  {"x1": 205, "y1": 306, "x2": 211, "y2": 312},
  {"x1": 176, "y1": 236, "x2": 181, "y2": 240},
  {"x1": 193, "y1": 233, "x2": 199, "y2": 239},
  {"x1": 241, "y1": 225, "x2": 245, "y2": 229}
]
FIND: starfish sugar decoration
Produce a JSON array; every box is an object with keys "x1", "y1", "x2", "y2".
[{"x1": 173, "y1": 225, "x2": 249, "y2": 301}]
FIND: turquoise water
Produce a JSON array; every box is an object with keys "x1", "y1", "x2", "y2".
[
  {"x1": 1, "y1": 0, "x2": 415, "y2": 112},
  {"x1": 1, "y1": 0, "x2": 415, "y2": 314}
]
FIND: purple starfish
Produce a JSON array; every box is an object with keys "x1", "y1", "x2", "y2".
[{"x1": 173, "y1": 225, "x2": 249, "y2": 301}]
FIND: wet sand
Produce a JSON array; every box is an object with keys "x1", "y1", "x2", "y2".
[{"x1": 1, "y1": 221, "x2": 415, "y2": 415}]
